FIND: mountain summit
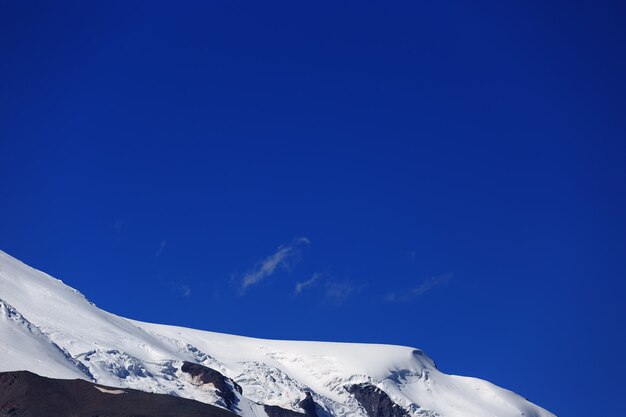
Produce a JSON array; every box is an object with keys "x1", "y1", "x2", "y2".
[{"x1": 0, "y1": 250, "x2": 555, "y2": 417}]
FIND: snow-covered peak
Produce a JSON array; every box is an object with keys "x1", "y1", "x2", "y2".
[{"x1": 0, "y1": 250, "x2": 556, "y2": 417}]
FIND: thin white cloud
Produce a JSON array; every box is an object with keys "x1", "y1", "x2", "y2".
[
  {"x1": 325, "y1": 281, "x2": 354, "y2": 302},
  {"x1": 155, "y1": 240, "x2": 166, "y2": 257},
  {"x1": 295, "y1": 273, "x2": 321, "y2": 295},
  {"x1": 385, "y1": 274, "x2": 452, "y2": 302},
  {"x1": 169, "y1": 282, "x2": 191, "y2": 298},
  {"x1": 180, "y1": 284, "x2": 191, "y2": 298},
  {"x1": 240, "y1": 237, "x2": 310, "y2": 293}
]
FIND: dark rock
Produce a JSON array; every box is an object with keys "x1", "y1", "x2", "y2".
[
  {"x1": 263, "y1": 391, "x2": 320, "y2": 417},
  {"x1": 181, "y1": 361, "x2": 242, "y2": 410},
  {"x1": 264, "y1": 404, "x2": 308, "y2": 417},
  {"x1": 0, "y1": 370, "x2": 238, "y2": 417},
  {"x1": 299, "y1": 391, "x2": 319, "y2": 417},
  {"x1": 346, "y1": 383, "x2": 409, "y2": 417}
]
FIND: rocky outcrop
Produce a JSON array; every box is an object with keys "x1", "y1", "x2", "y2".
[
  {"x1": 263, "y1": 395, "x2": 316, "y2": 417},
  {"x1": 263, "y1": 390, "x2": 320, "y2": 417},
  {"x1": 180, "y1": 361, "x2": 323, "y2": 417},
  {"x1": 299, "y1": 391, "x2": 319, "y2": 417},
  {"x1": 264, "y1": 404, "x2": 308, "y2": 417},
  {"x1": 0, "y1": 370, "x2": 237, "y2": 417},
  {"x1": 346, "y1": 383, "x2": 409, "y2": 417},
  {"x1": 181, "y1": 361, "x2": 243, "y2": 410}
]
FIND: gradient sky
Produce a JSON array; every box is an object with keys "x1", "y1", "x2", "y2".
[{"x1": 1, "y1": 2, "x2": 625, "y2": 417}]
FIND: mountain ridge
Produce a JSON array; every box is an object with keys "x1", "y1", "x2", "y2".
[{"x1": 0, "y1": 250, "x2": 556, "y2": 417}]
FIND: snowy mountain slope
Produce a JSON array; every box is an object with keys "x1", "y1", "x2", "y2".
[
  {"x1": 0, "y1": 250, "x2": 556, "y2": 417},
  {"x1": 0, "y1": 300, "x2": 88, "y2": 380}
]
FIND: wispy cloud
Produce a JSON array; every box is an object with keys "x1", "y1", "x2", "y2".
[
  {"x1": 156, "y1": 273, "x2": 192, "y2": 299},
  {"x1": 171, "y1": 283, "x2": 191, "y2": 298},
  {"x1": 240, "y1": 237, "x2": 310, "y2": 293},
  {"x1": 180, "y1": 284, "x2": 192, "y2": 298},
  {"x1": 295, "y1": 273, "x2": 321, "y2": 295},
  {"x1": 385, "y1": 273, "x2": 452, "y2": 302},
  {"x1": 325, "y1": 281, "x2": 355, "y2": 303},
  {"x1": 155, "y1": 240, "x2": 166, "y2": 257}
]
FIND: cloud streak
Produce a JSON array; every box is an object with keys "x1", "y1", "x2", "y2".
[
  {"x1": 174, "y1": 283, "x2": 191, "y2": 298},
  {"x1": 385, "y1": 273, "x2": 452, "y2": 302},
  {"x1": 325, "y1": 281, "x2": 355, "y2": 303},
  {"x1": 295, "y1": 273, "x2": 321, "y2": 295},
  {"x1": 240, "y1": 237, "x2": 310, "y2": 293},
  {"x1": 155, "y1": 240, "x2": 166, "y2": 257}
]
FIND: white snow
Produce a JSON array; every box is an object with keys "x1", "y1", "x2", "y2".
[
  {"x1": 0, "y1": 250, "x2": 556, "y2": 417},
  {"x1": 95, "y1": 386, "x2": 126, "y2": 394},
  {"x1": 0, "y1": 299, "x2": 87, "y2": 380}
]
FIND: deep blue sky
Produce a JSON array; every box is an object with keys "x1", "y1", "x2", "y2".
[{"x1": 1, "y1": 2, "x2": 625, "y2": 416}]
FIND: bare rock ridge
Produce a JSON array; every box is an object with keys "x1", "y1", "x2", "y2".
[
  {"x1": 298, "y1": 392, "x2": 320, "y2": 417},
  {"x1": 181, "y1": 361, "x2": 243, "y2": 410},
  {"x1": 346, "y1": 384, "x2": 411, "y2": 417},
  {"x1": 0, "y1": 370, "x2": 237, "y2": 417},
  {"x1": 181, "y1": 361, "x2": 321, "y2": 417},
  {"x1": 263, "y1": 393, "x2": 320, "y2": 417}
]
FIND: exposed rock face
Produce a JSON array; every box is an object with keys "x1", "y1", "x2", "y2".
[
  {"x1": 263, "y1": 390, "x2": 321, "y2": 417},
  {"x1": 264, "y1": 394, "x2": 319, "y2": 417},
  {"x1": 179, "y1": 362, "x2": 322, "y2": 417},
  {"x1": 181, "y1": 361, "x2": 243, "y2": 410},
  {"x1": 264, "y1": 404, "x2": 308, "y2": 417},
  {"x1": 346, "y1": 384, "x2": 410, "y2": 417},
  {"x1": 263, "y1": 391, "x2": 318, "y2": 417},
  {"x1": 299, "y1": 391, "x2": 319, "y2": 417},
  {"x1": 0, "y1": 370, "x2": 238, "y2": 417}
]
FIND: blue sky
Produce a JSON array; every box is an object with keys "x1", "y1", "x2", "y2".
[{"x1": 1, "y1": 2, "x2": 625, "y2": 416}]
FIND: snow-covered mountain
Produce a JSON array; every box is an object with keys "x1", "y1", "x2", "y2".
[{"x1": 0, "y1": 250, "x2": 555, "y2": 417}]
